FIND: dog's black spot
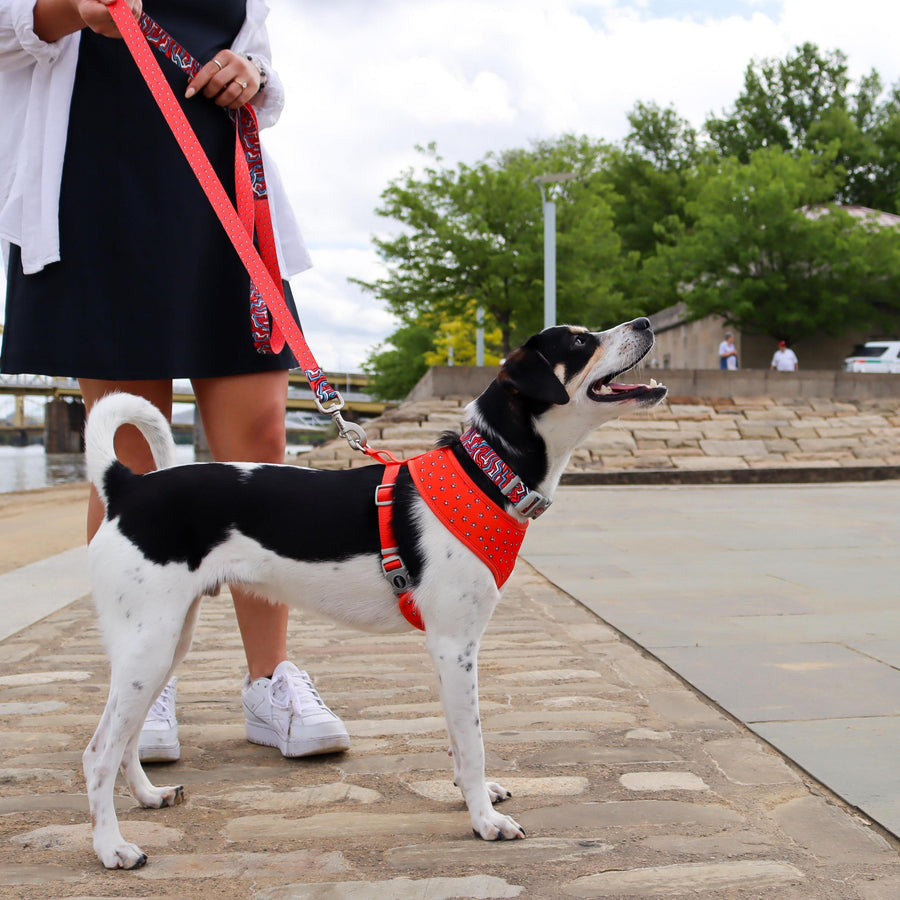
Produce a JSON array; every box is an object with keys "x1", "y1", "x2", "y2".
[
  {"x1": 104, "y1": 463, "x2": 402, "y2": 571},
  {"x1": 132, "y1": 681, "x2": 143, "y2": 691},
  {"x1": 105, "y1": 461, "x2": 432, "y2": 589}
]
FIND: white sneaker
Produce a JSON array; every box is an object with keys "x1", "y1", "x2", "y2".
[
  {"x1": 138, "y1": 677, "x2": 180, "y2": 763},
  {"x1": 242, "y1": 661, "x2": 350, "y2": 758}
]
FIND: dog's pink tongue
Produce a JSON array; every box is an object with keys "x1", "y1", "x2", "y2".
[{"x1": 609, "y1": 383, "x2": 641, "y2": 392}]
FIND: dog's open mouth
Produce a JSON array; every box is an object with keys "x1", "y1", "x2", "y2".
[{"x1": 589, "y1": 375, "x2": 666, "y2": 403}]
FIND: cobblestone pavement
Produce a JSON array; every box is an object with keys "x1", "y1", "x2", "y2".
[{"x1": 3, "y1": 563, "x2": 900, "y2": 898}]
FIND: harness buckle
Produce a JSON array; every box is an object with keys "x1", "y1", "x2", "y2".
[
  {"x1": 500, "y1": 476, "x2": 552, "y2": 519},
  {"x1": 381, "y1": 551, "x2": 411, "y2": 593},
  {"x1": 375, "y1": 482, "x2": 395, "y2": 506},
  {"x1": 513, "y1": 490, "x2": 552, "y2": 519}
]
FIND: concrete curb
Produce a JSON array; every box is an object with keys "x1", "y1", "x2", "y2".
[{"x1": 560, "y1": 465, "x2": 900, "y2": 486}]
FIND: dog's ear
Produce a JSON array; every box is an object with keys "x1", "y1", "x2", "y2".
[{"x1": 499, "y1": 346, "x2": 570, "y2": 405}]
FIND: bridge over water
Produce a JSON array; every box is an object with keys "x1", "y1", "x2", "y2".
[{"x1": 0, "y1": 372, "x2": 388, "y2": 450}]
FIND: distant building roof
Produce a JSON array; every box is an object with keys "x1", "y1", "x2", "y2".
[{"x1": 801, "y1": 204, "x2": 900, "y2": 226}]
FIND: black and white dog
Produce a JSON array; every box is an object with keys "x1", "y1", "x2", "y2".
[{"x1": 82, "y1": 318, "x2": 666, "y2": 869}]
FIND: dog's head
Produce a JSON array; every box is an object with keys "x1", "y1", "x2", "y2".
[
  {"x1": 498, "y1": 318, "x2": 667, "y2": 419},
  {"x1": 463, "y1": 318, "x2": 667, "y2": 497}
]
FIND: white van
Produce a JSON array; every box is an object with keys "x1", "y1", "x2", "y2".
[{"x1": 843, "y1": 341, "x2": 900, "y2": 373}]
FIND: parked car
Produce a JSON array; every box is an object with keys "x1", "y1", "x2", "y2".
[{"x1": 843, "y1": 341, "x2": 900, "y2": 373}]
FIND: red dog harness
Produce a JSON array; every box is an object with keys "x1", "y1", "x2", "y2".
[{"x1": 377, "y1": 435, "x2": 549, "y2": 631}]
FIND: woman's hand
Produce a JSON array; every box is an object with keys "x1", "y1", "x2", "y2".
[
  {"x1": 74, "y1": 0, "x2": 142, "y2": 38},
  {"x1": 33, "y1": 0, "x2": 142, "y2": 42},
  {"x1": 185, "y1": 50, "x2": 262, "y2": 110}
]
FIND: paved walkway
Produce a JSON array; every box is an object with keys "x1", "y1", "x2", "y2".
[
  {"x1": 3, "y1": 484, "x2": 900, "y2": 897},
  {"x1": 524, "y1": 483, "x2": 900, "y2": 842}
]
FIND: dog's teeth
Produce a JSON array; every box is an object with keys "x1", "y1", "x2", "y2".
[
  {"x1": 649, "y1": 378, "x2": 658, "y2": 387},
  {"x1": 599, "y1": 384, "x2": 613, "y2": 395}
]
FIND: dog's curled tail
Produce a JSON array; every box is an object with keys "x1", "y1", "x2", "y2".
[{"x1": 85, "y1": 393, "x2": 177, "y2": 507}]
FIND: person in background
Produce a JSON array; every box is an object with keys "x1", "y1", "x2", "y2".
[
  {"x1": 771, "y1": 340, "x2": 799, "y2": 371},
  {"x1": 718, "y1": 332, "x2": 738, "y2": 370},
  {"x1": 0, "y1": 0, "x2": 349, "y2": 763}
]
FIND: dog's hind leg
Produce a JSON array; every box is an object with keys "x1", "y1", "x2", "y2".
[
  {"x1": 83, "y1": 691, "x2": 149, "y2": 869},
  {"x1": 84, "y1": 590, "x2": 197, "y2": 869},
  {"x1": 121, "y1": 597, "x2": 201, "y2": 809}
]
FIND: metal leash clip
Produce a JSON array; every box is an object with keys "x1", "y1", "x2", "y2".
[
  {"x1": 332, "y1": 409, "x2": 368, "y2": 452},
  {"x1": 309, "y1": 375, "x2": 369, "y2": 452}
]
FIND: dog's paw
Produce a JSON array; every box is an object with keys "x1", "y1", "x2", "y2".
[
  {"x1": 487, "y1": 781, "x2": 512, "y2": 804},
  {"x1": 138, "y1": 784, "x2": 184, "y2": 809},
  {"x1": 472, "y1": 809, "x2": 526, "y2": 841},
  {"x1": 98, "y1": 841, "x2": 148, "y2": 869}
]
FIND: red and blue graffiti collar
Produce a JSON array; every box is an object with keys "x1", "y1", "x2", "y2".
[{"x1": 459, "y1": 427, "x2": 552, "y2": 519}]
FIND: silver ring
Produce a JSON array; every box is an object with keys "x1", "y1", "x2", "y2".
[
  {"x1": 212, "y1": 58, "x2": 223, "y2": 70},
  {"x1": 234, "y1": 79, "x2": 248, "y2": 90}
]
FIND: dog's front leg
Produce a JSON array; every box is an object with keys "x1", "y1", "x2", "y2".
[{"x1": 428, "y1": 633, "x2": 525, "y2": 841}]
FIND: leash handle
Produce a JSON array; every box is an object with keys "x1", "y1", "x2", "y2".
[{"x1": 107, "y1": 1, "x2": 370, "y2": 447}]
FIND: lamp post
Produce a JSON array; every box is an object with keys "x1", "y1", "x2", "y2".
[
  {"x1": 533, "y1": 173, "x2": 575, "y2": 330},
  {"x1": 476, "y1": 305, "x2": 484, "y2": 366}
]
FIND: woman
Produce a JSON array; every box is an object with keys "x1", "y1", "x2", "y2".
[{"x1": 0, "y1": 0, "x2": 349, "y2": 761}]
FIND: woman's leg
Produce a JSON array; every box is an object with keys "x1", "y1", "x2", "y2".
[
  {"x1": 191, "y1": 370, "x2": 290, "y2": 680},
  {"x1": 191, "y1": 370, "x2": 348, "y2": 757},
  {"x1": 78, "y1": 379, "x2": 174, "y2": 541}
]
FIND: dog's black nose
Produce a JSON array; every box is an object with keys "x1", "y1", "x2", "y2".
[{"x1": 631, "y1": 317, "x2": 651, "y2": 332}]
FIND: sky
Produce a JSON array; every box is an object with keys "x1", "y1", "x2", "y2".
[{"x1": 4, "y1": 0, "x2": 900, "y2": 373}]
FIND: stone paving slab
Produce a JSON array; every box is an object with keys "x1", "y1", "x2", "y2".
[
  {"x1": 2, "y1": 556, "x2": 900, "y2": 898},
  {"x1": 522, "y1": 482, "x2": 900, "y2": 875},
  {"x1": 754, "y1": 717, "x2": 900, "y2": 833}
]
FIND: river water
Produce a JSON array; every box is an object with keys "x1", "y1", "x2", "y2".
[
  {"x1": 0, "y1": 443, "x2": 313, "y2": 494},
  {"x1": 0, "y1": 444, "x2": 198, "y2": 494}
]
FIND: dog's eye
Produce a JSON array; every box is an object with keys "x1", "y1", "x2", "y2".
[{"x1": 573, "y1": 335, "x2": 586, "y2": 347}]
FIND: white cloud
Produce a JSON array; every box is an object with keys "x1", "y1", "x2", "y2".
[{"x1": 4, "y1": 0, "x2": 900, "y2": 373}]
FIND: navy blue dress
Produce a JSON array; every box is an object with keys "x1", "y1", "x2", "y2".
[{"x1": 1, "y1": 0, "x2": 300, "y2": 379}]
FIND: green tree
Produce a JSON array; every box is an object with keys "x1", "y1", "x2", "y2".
[
  {"x1": 357, "y1": 138, "x2": 635, "y2": 357},
  {"x1": 862, "y1": 84, "x2": 900, "y2": 212},
  {"x1": 646, "y1": 146, "x2": 900, "y2": 342},
  {"x1": 423, "y1": 301, "x2": 504, "y2": 367},
  {"x1": 600, "y1": 102, "x2": 706, "y2": 309},
  {"x1": 625, "y1": 100, "x2": 700, "y2": 172},
  {"x1": 362, "y1": 320, "x2": 434, "y2": 401},
  {"x1": 706, "y1": 43, "x2": 853, "y2": 160},
  {"x1": 704, "y1": 43, "x2": 900, "y2": 211}
]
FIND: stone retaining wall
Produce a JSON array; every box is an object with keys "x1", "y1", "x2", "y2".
[
  {"x1": 298, "y1": 395, "x2": 900, "y2": 475},
  {"x1": 406, "y1": 366, "x2": 900, "y2": 402}
]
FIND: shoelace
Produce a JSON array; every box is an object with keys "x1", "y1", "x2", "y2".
[
  {"x1": 270, "y1": 670, "x2": 329, "y2": 717},
  {"x1": 147, "y1": 680, "x2": 176, "y2": 722}
]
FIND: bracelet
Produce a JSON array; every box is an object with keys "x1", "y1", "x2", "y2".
[{"x1": 241, "y1": 53, "x2": 268, "y2": 90}]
